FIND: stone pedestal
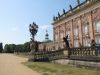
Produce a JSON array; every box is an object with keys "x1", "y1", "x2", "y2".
[{"x1": 28, "y1": 41, "x2": 38, "y2": 61}]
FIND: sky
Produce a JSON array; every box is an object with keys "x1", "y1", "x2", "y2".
[{"x1": 0, "y1": 0, "x2": 85, "y2": 45}]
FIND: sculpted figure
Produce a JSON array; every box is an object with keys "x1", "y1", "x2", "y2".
[
  {"x1": 29, "y1": 22, "x2": 38, "y2": 53},
  {"x1": 63, "y1": 35, "x2": 70, "y2": 48}
]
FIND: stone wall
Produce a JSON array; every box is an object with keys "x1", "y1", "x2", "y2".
[{"x1": 52, "y1": 59, "x2": 100, "y2": 70}]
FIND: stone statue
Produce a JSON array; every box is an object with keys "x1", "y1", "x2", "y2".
[
  {"x1": 58, "y1": 12, "x2": 60, "y2": 17},
  {"x1": 91, "y1": 39, "x2": 95, "y2": 47},
  {"x1": 53, "y1": 16, "x2": 56, "y2": 21},
  {"x1": 63, "y1": 9, "x2": 66, "y2": 14},
  {"x1": 69, "y1": 5, "x2": 73, "y2": 11},
  {"x1": 63, "y1": 35, "x2": 70, "y2": 48},
  {"x1": 77, "y1": 0, "x2": 80, "y2": 5},
  {"x1": 29, "y1": 22, "x2": 38, "y2": 54},
  {"x1": 63, "y1": 35, "x2": 70, "y2": 58}
]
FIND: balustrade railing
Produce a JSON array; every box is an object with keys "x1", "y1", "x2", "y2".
[
  {"x1": 32, "y1": 46, "x2": 100, "y2": 61},
  {"x1": 33, "y1": 49, "x2": 64, "y2": 61},
  {"x1": 69, "y1": 46, "x2": 100, "y2": 61},
  {"x1": 70, "y1": 46, "x2": 100, "y2": 56}
]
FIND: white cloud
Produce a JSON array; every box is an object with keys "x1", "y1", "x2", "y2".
[{"x1": 39, "y1": 25, "x2": 52, "y2": 30}]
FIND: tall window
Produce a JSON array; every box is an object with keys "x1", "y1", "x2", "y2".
[
  {"x1": 96, "y1": 36, "x2": 100, "y2": 44},
  {"x1": 60, "y1": 32, "x2": 64, "y2": 40},
  {"x1": 84, "y1": 23, "x2": 89, "y2": 47},
  {"x1": 74, "y1": 28, "x2": 79, "y2": 40},
  {"x1": 84, "y1": 24, "x2": 88, "y2": 34},
  {"x1": 66, "y1": 31, "x2": 70, "y2": 45},
  {"x1": 55, "y1": 34, "x2": 58, "y2": 42},
  {"x1": 74, "y1": 28, "x2": 78, "y2": 36},
  {"x1": 84, "y1": 38, "x2": 89, "y2": 47},
  {"x1": 95, "y1": 21, "x2": 100, "y2": 33},
  {"x1": 74, "y1": 40, "x2": 79, "y2": 47},
  {"x1": 74, "y1": 28, "x2": 79, "y2": 47},
  {"x1": 95, "y1": 21, "x2": 100, "y2": 44}
]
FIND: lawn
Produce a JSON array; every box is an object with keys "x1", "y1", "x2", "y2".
[{"x1": 23, "y1": 62, "x2": 100, "y2": 75}]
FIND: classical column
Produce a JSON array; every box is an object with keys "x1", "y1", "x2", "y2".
[
  {"x1": 71, "y1": 19, "x2": 74, "y2": 47},
  {"x1": 90, "y1": 11, "x2": 95, "y2": 41},
  {"x1": 80, "y1": 15, "x2": 84, "y2": 47}
]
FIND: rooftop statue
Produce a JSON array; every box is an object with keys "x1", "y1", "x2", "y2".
[
  {"x1": 77, "y1": 0, "x2": 80, "y2": 5},
  {"x1": 63, "y1": 9, "x2": 66, "y2": 14}
]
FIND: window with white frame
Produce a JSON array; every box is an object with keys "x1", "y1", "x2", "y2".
[
  {"x1": 84, "y1": 24, "x2": 88, "y2": 34},
  {"x1": 74, "y1": 28, "x2": 78, "y2": 39},
  {"x1": 60, "y1": 32, "x2": 64, "y2": 39},
  {"x1": 84, "y1": 38, "x2": 89, "y2": 47},
  {"x1": 74, "y1": 40, "x2": 79, "y2": 47},
  {"x1": 96, "y1": 36, "x2": 100, "y2": 44},
  {"x1": 74, "y1": 28, "x2": 78, "y2": 36},
  {"x1": 95, "y1": 21, "x2": 100, "y2": 33},
  {"x1": 55, "y1": 34, "x2": 58, "y2": 42}
]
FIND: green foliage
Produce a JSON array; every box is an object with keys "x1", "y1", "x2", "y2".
[
  {"x1": 3, "y1": 42, "x2": 31, "y2": 53},
  {"x1": 3, "y1": 44, "x2": 15, "y2": 53},
  {"x1": 42, "y1": 72, "x2": 50, "y2": 75},
  {"x1": 15, "y1": 44, "x2": 24, "y2": 52},
  {"x1": 0, "y1": 43, "x2": 3, "y2": 53},
  {"x1": 3, "y1": 44, "x2": 8, "y2": 53},
  {"x1": 23, "y1": 42, "x2": 31, "y2": 52}
]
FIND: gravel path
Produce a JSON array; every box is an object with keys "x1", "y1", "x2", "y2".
[{"x1": 0, "y1": 54, "x2": 41, "y2": 75}]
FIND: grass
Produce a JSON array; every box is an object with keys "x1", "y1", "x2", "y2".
[{"x1": 23, "y1": 62, "x2": 100, "y2": 75}]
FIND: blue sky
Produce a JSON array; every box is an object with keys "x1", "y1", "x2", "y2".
[{"x1": 0, "y1": 0, "x2": 85, "y2": 45}]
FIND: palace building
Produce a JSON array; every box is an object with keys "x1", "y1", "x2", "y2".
[
  {"x1": 38, "y1": 30, "x2": 54, "y2": 51},
  {"x1": 52, "y1": 0, "x2": 100, "y2": 49}
]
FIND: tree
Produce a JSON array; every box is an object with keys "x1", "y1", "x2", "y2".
[
  {"x1": 4, "y1": 44, "x2": 10, "y2": 53},
  {"x1": 23, "y1": 42, "x2": 31, "y2": 52},
  {"x1": 9, "y1": 44, "x2": 16, "y2": 53},
  {"x1": 0, "y1": 43, "x2": 3, "y2": 53},
  {"x1": 3, "y1": 42, "x2": 31, "y2": 53}
]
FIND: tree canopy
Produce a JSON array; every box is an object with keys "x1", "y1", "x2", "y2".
[
  {"x1": 3, "y1": 42, "x2": 31, "y2": 53},
  {"x1": 0, "y1": 43, "x2": 3, "y2": 53}
]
